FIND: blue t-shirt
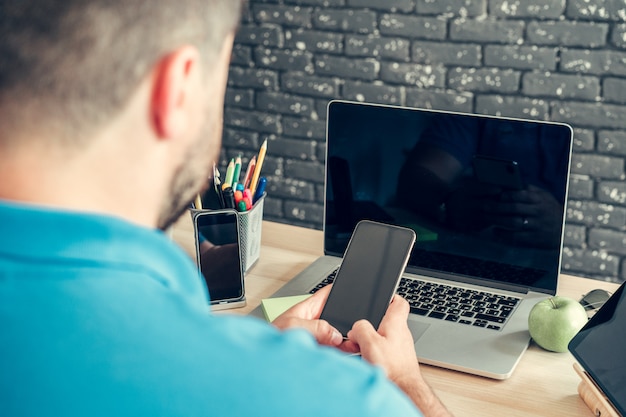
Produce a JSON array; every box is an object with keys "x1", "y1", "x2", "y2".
[{"x1": 0, "y1": 200, "x2": 422, "y2": 417}]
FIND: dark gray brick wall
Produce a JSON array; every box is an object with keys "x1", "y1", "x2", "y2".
[{"x1": 222, "y1": 0, "x2": 626, "y2": 283}]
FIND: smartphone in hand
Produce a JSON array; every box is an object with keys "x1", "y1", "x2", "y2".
[{"x1": 320, "y1": 220, "x2": 416, "y2": 337}]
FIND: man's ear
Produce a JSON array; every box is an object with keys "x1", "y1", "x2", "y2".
[{"x1": 150, "y1": 46, "x2": 201, "y2": 140}]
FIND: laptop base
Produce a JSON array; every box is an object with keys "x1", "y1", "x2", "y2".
[{"x1": 249, "y1": 256, "x2": 548, "y2": 380}]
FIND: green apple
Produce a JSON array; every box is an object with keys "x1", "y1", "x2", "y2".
[{"x1": 528, "y1": 296, "x2": 588, "y2": 353}]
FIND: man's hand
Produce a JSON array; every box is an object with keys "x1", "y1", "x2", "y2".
[
  {"x1": 347, "y1": 295, "x2": 453, "y2": 417},
  {"x1": 271, "y1": 285, "x2": 344, "y2": 348},
  {"x1": 346, "y1": 295, "x2": 419, "y2": 382}
]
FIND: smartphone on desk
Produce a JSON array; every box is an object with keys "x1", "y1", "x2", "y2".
[
  {"x1": 192, "y1": 209, "x2": 246, "y2": 311},
  {"x1": 320, "y1": 220, "x2": 416, "y2": 337}
]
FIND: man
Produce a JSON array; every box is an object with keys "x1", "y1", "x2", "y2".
[{"x1": 0, "y1": 1, "x2": 450, "y2": 416}]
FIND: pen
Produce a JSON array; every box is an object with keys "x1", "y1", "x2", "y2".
[
  {"x1": 222, "y1": 186, "x2": 236, "y2": 209},
  {"x1": 234, "y1": 190, "x2": 243, "y2": 206},
  {"x1": 213, "y1": 174, "x2": 225, "y2": 208},
  {"x1": 212, "y1": 162, "x2": 220, "y2": 181},
  {"x1": 250, "y1": 139, "x2": 267, "y2": 195},
  {"x1": 253, "y1": 176, "x2": 267, "y2": 204},
  {"x1": 212, "y1": 164, "x2": 225, "y2": 208},
  {"x1": 243, "y1": 189, "x2": 253, "y2": 210}
]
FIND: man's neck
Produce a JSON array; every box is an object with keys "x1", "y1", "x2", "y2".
[{"x1": 0, "y1": 141, "x2": 163, "y2": 228}]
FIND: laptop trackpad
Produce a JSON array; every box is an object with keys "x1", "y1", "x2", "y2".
[{"x1": 407, "y1": 318, "x2": 430, "y2": 343}]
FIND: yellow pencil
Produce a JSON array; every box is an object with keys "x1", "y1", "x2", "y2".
[
  {"x1": 194, "y1": 194, "x2": 203, "y2": 210},
  {"x1": 250, "y1": 139, "x2": 267, "y2": 195}
]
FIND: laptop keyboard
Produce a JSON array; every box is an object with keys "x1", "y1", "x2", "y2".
[{"x1": 309, "y1": 269, "x2": 521, "y2": 331}]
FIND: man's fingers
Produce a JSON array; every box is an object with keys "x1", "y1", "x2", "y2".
[
  {"x1": 278, "y1": 284, "x2": 333, "y2": 321},
  {"x1": 313, "y1": 318, "x2": 344, "y2": 346},
  {"x1": 377, "y1": 295, "x2": 410, "y2": 336},
  {"x1": 272, "y1": 312, "x2": 342, "y2": 347},
  {"x1": 346, "y1": 296, "x2": 409, "y2": 344},
  {"x1": 338, "y1": 339, "x2": 361, "y2": 354},
  {"x1": 346, "y1": 319, "x2": 378, "y2": 347},
  {"x1": 304, "y1": 284, "x2": 333, "y2": 317},
  {"x1": 384, "y1": 295, "x2": 410, "y2": 320},
  {"x1": 284, "y1": 318, "x2": 343, "y2": 347}
]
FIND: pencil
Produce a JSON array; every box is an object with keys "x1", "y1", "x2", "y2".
[
  {"x1": 194, "y1": 193, "x2": 203, "y2": 210},
  {"x1": 242, "y1": 156, "x2": 256, "y2": 190},
  {"x1": 232, "y1": 154, "x2": 242, "y2": 189},
  {"x1": 224, "y1": 158, "x2": 235, "y2": 188},
  {"x1": 250, "y1": 139, "x2": 267, "y2": 195},
  {"x1": 213, "y1": 168, "x2": 225, "y2": 209}
]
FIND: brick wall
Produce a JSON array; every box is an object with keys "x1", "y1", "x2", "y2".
[{"x1": 221, "y1": 0, "x2": 626, "y2": 283}]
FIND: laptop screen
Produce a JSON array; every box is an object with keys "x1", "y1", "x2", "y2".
[
  {"x1": 568, "y1": 282, "x2": 626, "y2": 416},
  {"x1": 324, "y1": 101, "x2": 573, "y2": 294}
]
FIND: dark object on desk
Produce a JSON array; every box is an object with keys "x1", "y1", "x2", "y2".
[
  {"x1": 569, "y1": 281, "x2": 626, "y2": 417},
  {"x1": 192, "y1": 209, "x2": 246, "y2": 311},
  {"x1": 198, "y1": 177, "x2": 225, "y2": 210},
  {"x1": 580, "y1": 288, "x2": 611, "y2": 312}
]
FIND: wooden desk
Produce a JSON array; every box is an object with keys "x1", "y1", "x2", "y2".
[{"x1": 172, "y1": 216, "x2": 620, "y2": 417}]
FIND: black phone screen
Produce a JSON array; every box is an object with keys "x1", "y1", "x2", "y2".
[
  {"x1": 320, "y1": 221, "x2": 416, "y2": 336},
  {"x1": 194, "y1": 210, "x2": 244, "y2": 303}
]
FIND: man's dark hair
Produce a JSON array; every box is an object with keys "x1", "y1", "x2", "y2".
[{"x1": 0, "y1": 1, "x2": 242, "y2": 145}]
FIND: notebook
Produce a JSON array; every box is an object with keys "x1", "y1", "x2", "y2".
[
  {"x1": 569, "y1": 282, "x2": 626, "y2": 416},
  {"x1": 250, "y1": 100, "x2": 573, "y2": 380}
]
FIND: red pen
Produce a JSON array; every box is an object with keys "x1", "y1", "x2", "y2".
[{"x1": 242, "y1": 189, "x2": 253, "y2": 210}]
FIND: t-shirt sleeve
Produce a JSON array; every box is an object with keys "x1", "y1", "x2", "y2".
[{"x1": 196, "y1": 314, "x2": 425, "y2": 417}]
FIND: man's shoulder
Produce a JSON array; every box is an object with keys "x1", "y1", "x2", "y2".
[{"x1": 0, "y1": 200, "x2": 206, "y2": 301}]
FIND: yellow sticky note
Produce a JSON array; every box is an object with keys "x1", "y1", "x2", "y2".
[{"x1": 261, "y1": 294, "x2": 312, "y2": 322}]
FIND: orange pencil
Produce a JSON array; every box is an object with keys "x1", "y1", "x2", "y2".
[{"x1": 250, "y1": 139, "x2": 267, "y2": 195}]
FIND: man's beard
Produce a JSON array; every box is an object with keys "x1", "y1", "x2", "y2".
[
  {"x1": 156, "y1": 162, "x2": 201, "y2": 231},
  {"x1": 156, "y1": 116, "x2": 219, "y2": 231}
]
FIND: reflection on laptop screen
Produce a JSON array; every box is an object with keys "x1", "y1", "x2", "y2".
[{"x1": 325, "y1": 101, "x2": 573, "y2": 294}]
